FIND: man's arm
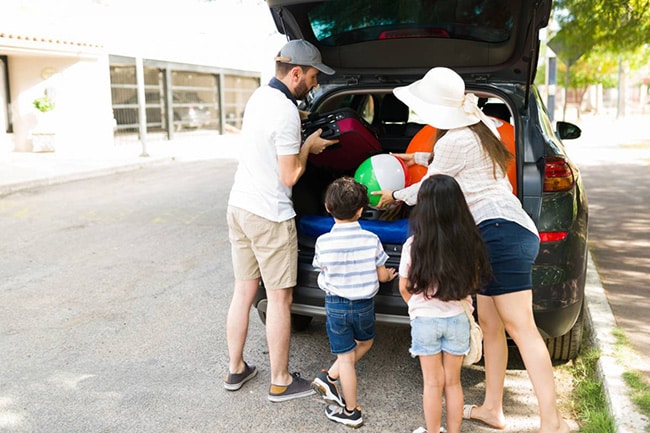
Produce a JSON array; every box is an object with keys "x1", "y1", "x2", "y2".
[{"x1": 278, "y1": 129, "x2": 338, "y2": 187}]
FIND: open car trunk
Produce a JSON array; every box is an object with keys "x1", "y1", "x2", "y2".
[{"x1": 291, "y1": 89, "x2": 518, "y2": 320}]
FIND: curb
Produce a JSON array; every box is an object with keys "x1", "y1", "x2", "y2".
[
  {"x1": 0, "y1": 156, "x2": 175, "y2": 197},
  {"x1": 584, "y1": 252, "x2": 650, "y2": 433}
]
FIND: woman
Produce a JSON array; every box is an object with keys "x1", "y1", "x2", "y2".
[{"x1": 375, "y1": 67, "x2": 570, "y2": 433}]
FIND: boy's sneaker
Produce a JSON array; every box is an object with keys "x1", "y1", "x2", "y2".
[
  {"x1": 325, "y1": 405, "x2": 363, "y2": 428},
  {"x1": 268, "y1": 372, "x2": 316, "y2": 402},
  {"x1": 224, "y1": 362, "x2": 257, "y2": 391},
  {"x1": 311, "y1": 370, "x2": 345, "y2": 407}
]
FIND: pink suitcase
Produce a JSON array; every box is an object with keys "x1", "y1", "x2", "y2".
[{"x1": 302, "y1": 108, "x2": 381, "y2": 171}]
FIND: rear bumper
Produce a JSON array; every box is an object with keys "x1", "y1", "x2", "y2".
[{"x1": 255, "y1": 297, "x2": 410, "y2": 326}]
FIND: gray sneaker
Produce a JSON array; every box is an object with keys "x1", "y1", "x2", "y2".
[
  {"x1": 268, "y1": 372, "x2": 316, "y2": 402},
  {"x1": 224, "y1": 362, "x2": 257, "y2": 391}
]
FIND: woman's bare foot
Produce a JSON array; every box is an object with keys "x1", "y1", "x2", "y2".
[
  {"x1": 462, "y1": 404, "x2": 506, "y2": 430},
  {"x1": 539, "y1": 416, "x2": 571, "y2": 433}
]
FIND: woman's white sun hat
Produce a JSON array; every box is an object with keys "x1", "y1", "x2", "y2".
[{"x1": 393, "y1": 67, "x2": 499, "y2": 137}]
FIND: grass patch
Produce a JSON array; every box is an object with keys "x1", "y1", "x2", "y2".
[
  {"x1": 566, "y1": 346, "x2": 615, "y2": 432},
  {"x1": 567, "y1": 327, "x2": 650, "y2": 432},
  {"x1": 623, "y1": 371, "x2": 650, "y2": 414},
  {"x1": 613, "y1": 328, "x2": 650, "y2": 431}
]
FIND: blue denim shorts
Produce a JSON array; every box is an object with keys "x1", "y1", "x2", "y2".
[
  {"x1": 325, "y1": 295, "x2": 375, "y2": 355},
  {"x1": 409, "y1": 313, "x2": 470, "y2": 357},
  {"x1": 478, "y1": 218, "x2": 540, "y2": 296}
]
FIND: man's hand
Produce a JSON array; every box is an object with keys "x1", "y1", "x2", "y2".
[{"x1": 304, "y1": 128, "x2": 338, "y2": 154}]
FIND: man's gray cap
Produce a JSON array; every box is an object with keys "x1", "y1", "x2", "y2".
[{"x1": 275, "y1": 39, "x2": 335, "y2": 75}]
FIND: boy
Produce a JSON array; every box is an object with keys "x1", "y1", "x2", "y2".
[{"x1": 311, "y1": 176, "x2": 397, "y2": 428}]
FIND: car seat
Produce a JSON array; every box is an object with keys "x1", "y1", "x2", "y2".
[
  {"x1": 379, "y1": 93, "x2": 424, "y2": 152},
  {"x1": 482, "y1": 102, "x2": 511, "y2": 123}
]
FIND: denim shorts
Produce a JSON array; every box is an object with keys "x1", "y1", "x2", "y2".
[
  {"x1": 478, "y1": 218, "x2": 540, "y2": 296},
  {"x1": 409, "y1": 313, "x2": 470, "y2": 357},
  {"x1": 325, "y1": 295, "x2": 375, "y2": 355}
]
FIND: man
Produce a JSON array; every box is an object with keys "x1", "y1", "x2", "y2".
[{"x1": 224, "y1": 39, "x2": 338, "y2": 402}]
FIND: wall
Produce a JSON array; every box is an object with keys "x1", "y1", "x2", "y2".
[{"x1": 9, "y1": 54, "x2": 114, "y2": 152}]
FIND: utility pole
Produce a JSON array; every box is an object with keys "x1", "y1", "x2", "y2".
[
  {"x1": 547, "y1": 54, "x2": 557, "y2": 122},
  {"x1": 135, "y1": 56, "x2": 149, "y2": 157}
]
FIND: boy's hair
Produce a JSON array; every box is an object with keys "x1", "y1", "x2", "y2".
[
  {"x1": 406, "y1": 174, "x2": 492, "y2": 301},
  {"x1": 324, "y1": 176, "x2": 369, "y2": 220}
]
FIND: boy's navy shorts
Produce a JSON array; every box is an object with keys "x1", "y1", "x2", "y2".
[{"x1": 325, "y1": 295, "x2": 375, "y2": 355}]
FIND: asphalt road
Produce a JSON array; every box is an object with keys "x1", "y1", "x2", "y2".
[
  {"x1": 0, "y1": 160, "x2": 577, "y2": 433},
  {"x1": 565, "y1": 114, "x2": 650, "y2": 383}
]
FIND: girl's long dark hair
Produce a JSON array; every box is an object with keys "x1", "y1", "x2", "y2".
[{"x1": 407, "y1": 174, "x2": 492, "y2": 301}]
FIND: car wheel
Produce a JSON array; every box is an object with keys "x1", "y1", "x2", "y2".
[
  {"x1": 545, "y1": 302, "x2": 585, "y2": 364},
  {"x1": 255, "y1": 308, "x2": 313, "y2": 332},
  {"x1": 256, "y1": 308, "x2": 267, "y2": 325},
  {"x1": 291, "y1": 314, "x2": 313, "y2": 332}
]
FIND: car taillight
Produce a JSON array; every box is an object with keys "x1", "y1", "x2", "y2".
[
  {"x1": 544, "y1": 156, "x2": 574, "y2": 192},
  {"x1": 539, "y1": 231, "x2": 568, "y2": 243}
]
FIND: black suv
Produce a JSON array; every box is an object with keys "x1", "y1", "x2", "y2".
[{"x1": 254, "y1": 0, "x2": 588, "y2": 363}]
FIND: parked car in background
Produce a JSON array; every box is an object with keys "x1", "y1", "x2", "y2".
[
  {"x1": 255, "y1": 0, "x2": 589, "y2": 363},
  {"x1": 112, "y1": 91, "x2": 216, "y2": 133}
]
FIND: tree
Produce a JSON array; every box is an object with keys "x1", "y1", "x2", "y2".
[{"x1": 548, "y1": 0, "x2": 650, "y2": 117}]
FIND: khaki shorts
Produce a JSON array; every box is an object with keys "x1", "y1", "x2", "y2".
[{"x1": 227, "y1": 206, "x2": 297, "y2": 290}]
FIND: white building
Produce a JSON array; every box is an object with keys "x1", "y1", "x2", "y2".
[{"x1": 0, "y1": 0, "x2": 284, "y2": 153}]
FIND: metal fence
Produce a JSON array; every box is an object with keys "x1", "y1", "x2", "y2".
[{"x1": 109, "y1": 56, "x2": 260, "y2": 145}]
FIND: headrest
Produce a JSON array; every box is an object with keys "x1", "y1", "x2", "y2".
[{"x1": 381, "y1": 93, "x2": 409, "y2": 123}]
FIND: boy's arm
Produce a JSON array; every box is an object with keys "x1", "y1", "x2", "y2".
[{"x1": 377, "y1": 265, "x2": 397, "y2": 283}]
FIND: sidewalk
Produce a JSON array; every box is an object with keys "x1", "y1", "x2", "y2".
[
  {"x1": 0, "y1": 131, "x2": 241, "y2": 196},
  {"x1": 0, "y1": 125, "x2": 647, "y2": 432}
]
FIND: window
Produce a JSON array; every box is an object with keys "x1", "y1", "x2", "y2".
[{"x1": 308, "y1": 0, "x2": 514, "y2": 46}]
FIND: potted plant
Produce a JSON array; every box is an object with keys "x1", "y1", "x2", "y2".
[
  {"x1": 33, "y1": 94, "x2": 55, "y2": 112},
  {"x1": 31, "y1": 93, "x2": 56, "y2": 152}
]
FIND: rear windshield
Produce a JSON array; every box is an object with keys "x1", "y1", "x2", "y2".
[{"x1": 308, "y1": 0, "x2": 514, "y2": 46}]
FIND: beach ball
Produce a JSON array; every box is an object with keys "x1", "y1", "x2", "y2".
[{"x1": 354, "y1": 154, "x2": 409, "y2": 207}]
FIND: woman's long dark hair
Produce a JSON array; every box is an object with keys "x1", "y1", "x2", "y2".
[
  {"x1": 431, "y1": 122, "x2": 513, "y2": 179},
  {"x1": 407, "y1": 174, "x2": 492, "y2": 301}
]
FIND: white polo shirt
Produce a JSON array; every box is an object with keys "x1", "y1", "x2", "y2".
[{"x1": 228, "y1": 84, "x2": 302, "y2": 222}]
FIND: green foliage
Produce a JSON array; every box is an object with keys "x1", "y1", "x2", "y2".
[
  {"x1": 568, "y1": 346, "x2": 616, "y2": 432},
  {"x1": 552, "y1": 0, "x2": 650, "y2": 54},
  {"x1": 563, "y1": 46, "x2": 619, "y2": 89},
  {"x1": 623, "y1": 371, "x2": 650, "y2": 415},
  {"x1": 546, "y1": 0, "x2": 650, "y2": 114},
  {"x1": 33, "y1": 94, "x2": 55, "y2": 112}
]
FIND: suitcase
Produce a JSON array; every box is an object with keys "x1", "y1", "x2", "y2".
[
  {"x1": 299, "y1": 215, "x2": 410, "y2": 244},
  {"x1": 302, "y1": 108, "x2": 381, "y2": 172}
]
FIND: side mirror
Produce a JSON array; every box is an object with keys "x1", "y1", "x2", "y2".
[{"x1": 556, "y1": 121, "x2": 581, "y2": 140}]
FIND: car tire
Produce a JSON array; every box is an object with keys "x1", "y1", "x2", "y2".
[
  {"x1": 256, "y1": 307, "x2": 267, "y2": 325},
  {"x1": 291, "y1": 314, "x2": 313, "y2": 332},
  {"x1": 545, "y1": 302, "x2": 585, "y2": 364},
  {"x1": 255, "y1": 308, "x2": 313, "y2": 332}
]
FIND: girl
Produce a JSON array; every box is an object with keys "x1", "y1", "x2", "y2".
[{"x1": 398, "y1": 174, "x2": 491, "y2": 433}]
